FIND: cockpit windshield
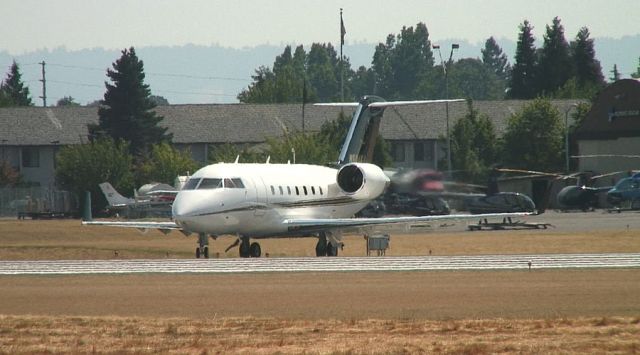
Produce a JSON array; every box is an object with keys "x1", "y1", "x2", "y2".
[
  {"x1": 198, "y1": 178, "x2": 223, "y2": 189},
  {"x1": 182, "y1": 178, "x2": 201, "y2": 190},
  {"x1": 189, "y1": 177, "x2": 245, "y2": 190}
]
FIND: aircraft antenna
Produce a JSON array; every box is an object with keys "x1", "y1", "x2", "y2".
[
  {"x1": 234, "y1": 155, "x2": 240, "y2": 164},
  {"x1": 266, "y1": 156, "x2": 271, "y2": 164}
]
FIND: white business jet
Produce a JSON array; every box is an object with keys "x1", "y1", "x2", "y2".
[{"x1": 85, "y1": 96, "x2": 529, "y2": 258}]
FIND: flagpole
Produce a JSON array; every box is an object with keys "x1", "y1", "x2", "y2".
[{"x1": 340, "y1": 8, "x2": 344, "y2": 102}]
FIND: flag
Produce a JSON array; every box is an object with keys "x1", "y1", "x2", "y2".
[{"x1": 340, "y1": 13, "x2": 346, "y2": 46}]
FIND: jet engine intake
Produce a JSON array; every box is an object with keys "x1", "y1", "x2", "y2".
[{"x1": 336, "y1": 163, "x2": 389, "y2": 200}]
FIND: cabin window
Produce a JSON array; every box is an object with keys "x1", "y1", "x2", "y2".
[
  {"x1": 303, "y1": 186, "x2": 308, "y2": 195},
  {"x1": 278, "y1": 186, "x2": 284, "y2": 195},
  {"x1": 311, "y1": 186, "x2": 316, "y2": 195},
  {"x1": 319, "y1": 186, "x2": 323, "y2": 195},
  {"x1": 270, "y1": 185, "x2": 275, "y2": 195},
  {"x1": 287, "y1": 186, "x2": 292, "y2": 195},
  {"x1": 295, "y1": 186, "x2": 300, "y2": 195},
  {"x1": 198, "y1": 178, "x2": 222, "y2": 189},
  {"x1": 183, "y1": 178, "x2": 201, "y2": 190}
]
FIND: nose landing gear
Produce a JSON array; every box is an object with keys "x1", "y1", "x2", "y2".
[{"x1": 196, "y1": 233, "x2": 210, "y2": 258}]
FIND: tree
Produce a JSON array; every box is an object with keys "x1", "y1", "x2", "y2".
[
  {"x1": 482, "y1": 36, "x2": 511, "y2": 81},
  {"x1": 610, "y1": 64, "x2": 621, "y2": 82},
  {"x1": 537, "y1": 17, "x2": 573, "y2": 95},
  {"x1": 508, "y1": 21, "x2": 538, "y2": 99},
  {"x1": 447, "y1": 58, "x2": 505, "y2": 100},
  {"x1": 501, "y1": 98, "x2": 564, "y2": 172},
  {"x1": 136, "y1": 143, "x2": 199, "y2": 186},
  {"x1": 451, "y1": 100, "x2": 498, "y2": 183},
  {"x1": 149, "y1": 95, "x2": 169, "y2": 106},
  {"x1": 55, "y1": 138, "x2": 134, "y2": 213},
  {"x1": 371, "y1": 23, "x2": 434, "y2": 99},
  {"x1": 0, "y1": 161, "x2": 21, "y2": 187},
  {"x1": 631, "y1": 57, "x2": 640, "y2": 79},
  {"x1": 0, "y1": 61, "x2": 33, "y2": 107},
  {"x1": 90, "y1": 47, "x2": 172, "y2": 156},
  {"x1": 571, "y1": 27, "x2": 605, "y2": 87},
  {"x1": 56, "y1": 96, "x2": 80, "y2": 107}
]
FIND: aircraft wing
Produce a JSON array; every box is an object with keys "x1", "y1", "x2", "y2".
[
  {"x1": 284, "y1": 212, "x2": 531, "y2": 231},
  {"x1": 82, "y1": 220, "x2": 180, "y2": 231}
]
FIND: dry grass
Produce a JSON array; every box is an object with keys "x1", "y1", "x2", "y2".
[
  {"x1": 1, "y1": 218, "x2": 639, "y2": 353},
  {"x1": 1, "y1": 315, "x2": 639, "y2": 354},
  {"x1": 1, "y1": 218, "x2": 640, "y2": 259}
]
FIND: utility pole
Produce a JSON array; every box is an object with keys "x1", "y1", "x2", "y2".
[{"x1": 39, "y1": 61, "x2": 47, "y2": 107}]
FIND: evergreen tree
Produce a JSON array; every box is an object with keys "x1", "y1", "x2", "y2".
[
  {"x1": 537, "y1": 17, "x2": 573, "y2": 96},
  {"x1": 90, "y1": 47, "x2": 172, "y2": 155},
  {"x1": 481, "y1": 36, "x2": 511, "y2": 81},
  {"x1": 571, "y1": 27, "x2": 605, "y2": 87},
  {"x1": 0, "y1": 61, "x2": 33, "y2": 107},
  {"x1": 610, "y1": 64, "x2": 621, "y2": 82},
  {"x1": 508, "y1": 21, "x2": 538, "y2": 99}
]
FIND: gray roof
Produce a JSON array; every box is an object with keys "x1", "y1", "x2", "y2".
[{"x1": 0, "y1": 99, "x2": 584, "y2": 146}]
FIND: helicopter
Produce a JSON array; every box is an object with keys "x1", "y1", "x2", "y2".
[{"x1": 606, "y1": 172, "x2": 640, "y2": 209}]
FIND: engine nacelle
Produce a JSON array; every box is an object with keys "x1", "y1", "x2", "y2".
[{"x1": 336, "y1": 163, "x2": 389, "y2": 200}]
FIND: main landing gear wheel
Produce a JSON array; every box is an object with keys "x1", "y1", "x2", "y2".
[
  {"x1": 239, "y1": 240, "x2": 250, "y2": 258},
  {"x1": 195, "y1": 246, "x2": 210, "y2": 259},
  {"x1": 249, "y1": 242, "x2": 261, "y2": 258},
  {"x1": 316, "y1": 234, "x2": 328, "y2": 257},
  {"x1": 326, "y1": 243, "x2": 338, "y2": 257}
]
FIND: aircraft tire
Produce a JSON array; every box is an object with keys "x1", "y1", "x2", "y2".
[
  {"x1": 327, "y1": 243, "x2": 338, "y2": 257},
  {"x1": 315, "y1": 239, "x2": 328, "y2": 257},
  {"x1": 249, "y1": 242, "x2": 261, "y2": 258},
  {"x1": 203, "y1": 246, "x2": 209, "y2": 259},
  {"x1": 239, "y1": 241, "x2": 250, "y2": 258},
  {"x1": 195, "y1": 247, "x2": 201, "y2": 259}
]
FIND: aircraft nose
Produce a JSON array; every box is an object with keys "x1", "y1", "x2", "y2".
[{"x1": 172, "y1": 192, "x2": 194, "y2": 218}]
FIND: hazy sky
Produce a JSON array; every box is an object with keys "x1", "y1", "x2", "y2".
[{"x1": 2, "y1": 0, "x2": 639, "y2": 54}]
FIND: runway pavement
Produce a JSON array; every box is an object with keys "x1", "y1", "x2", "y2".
[{"x1": 1, "y1": 253, "x2": 638, "y2": 275}]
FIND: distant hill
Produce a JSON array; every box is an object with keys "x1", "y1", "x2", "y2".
[{"x1": 1, "y1": 35, "x2": 638, "y2": 105}]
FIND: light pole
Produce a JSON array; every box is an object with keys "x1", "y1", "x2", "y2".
[
  {"x1": 432, "y1": 43, "x2": 459, "y2": 176},
  {"x1": 564, "y1": 104, "x2": 578, "y2": 173}
]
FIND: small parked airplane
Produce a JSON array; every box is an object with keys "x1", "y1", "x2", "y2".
[
  {"x1": 85, "y1": 96, "x2": 530, "y2": 258},
  {"x1": 99, "y1": 182, "x2": 177, "y2": 209}
]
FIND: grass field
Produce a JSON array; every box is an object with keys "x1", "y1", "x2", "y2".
[{"x1": 1, "y1": 218, "x2": 639, "y2": 353}]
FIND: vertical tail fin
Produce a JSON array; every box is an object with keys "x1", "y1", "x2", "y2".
[
  {"x1": 99, "y1": 182, "x2": 134, "y2": 207},
  {"x1": 316, "y1": 97, "x2": 466, "y2": 166}
]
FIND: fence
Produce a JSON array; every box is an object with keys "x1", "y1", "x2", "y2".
[{"x1": 0, "y1": 187, "x2": 78, "y2": 218}]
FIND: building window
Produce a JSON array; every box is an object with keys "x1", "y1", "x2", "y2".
[
  {"x1": 414, "y1": 142, "x2": 425, "y2": 161},
  {"x1": 22, "y1": 147, "x2": 40, "y2": 168},
  {"x1": 391, "y1": 142, "x2": 405, "y2": 162}
]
